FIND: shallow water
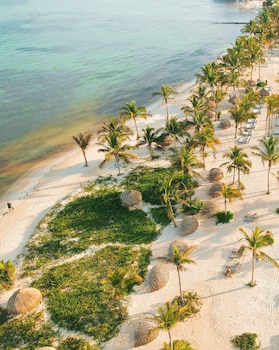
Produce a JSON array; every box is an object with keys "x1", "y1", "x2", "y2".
[{"x1": 0, "y1": 0, "x2": 258, "y2": 196}]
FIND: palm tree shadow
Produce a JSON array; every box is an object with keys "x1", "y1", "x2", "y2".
[{"x1": 202, "y1": 285, "x2": 247, "y2": 299}]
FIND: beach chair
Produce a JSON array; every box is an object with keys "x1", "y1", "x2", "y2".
[
  {"x1": 275, "y1": 120, "x2": 279, "y2": 127},
  {"x1": 224, "y1": 262, "x2": 240, "y2": 278},
  {"x1": 238, "y1": 136, "x2": 250, "y2": 144},
  {"x1": 273, "y1": 129, "x2": 279, "y2": 135},
  {"x1": 244, "y1": 212, "x2": 259, "y2": 222},
  {"x1": 241, "y1": 129, "x2": 254, "y2": 136},
  {"x1": 245, "y1": 123, "x2": 256, "y2": 129}
]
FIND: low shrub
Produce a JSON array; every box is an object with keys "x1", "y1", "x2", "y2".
[
  {"x1": 182, "y1": 199, "x2": 205, "y2": 215},
  {"x1": 172, "y1": 291, "x2": 203, "y2": 321},
  {"x1": 216, "y1": 210, "x2": 234, "y2": 224},
  {"x1": 162, "y1": 339, "x2": 196, "y2": 350},
  {"x1": 0, "y1": 260, "x2": 15, "y2": 290},
  {"x1": 0, "y1": 311, "x2": 57, "y2": 349},
  {"x1": 231, "y1": 332, "x2": 260, "y2": 350},
  {"x1": 58, "y1": 336, "x2": 100, "y2": 350}
]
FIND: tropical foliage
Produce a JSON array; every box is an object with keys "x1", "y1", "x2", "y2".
[{"x1": 238, "y1": 226, "x2": 279, "y2": 287}]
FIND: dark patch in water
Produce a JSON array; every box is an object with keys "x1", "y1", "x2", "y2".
[{"x1": 16, "y1": 46, "x2": 50, "y2": 52}]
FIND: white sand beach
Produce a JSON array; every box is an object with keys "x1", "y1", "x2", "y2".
[{"x1": 1, "y1": 45, "x2": 279, "y2": 350}]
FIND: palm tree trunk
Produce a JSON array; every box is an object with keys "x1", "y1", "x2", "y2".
[
  {"x1": 165, "y1": 100, "x2": 169, "y2": 122},
  {"x1": 224, "y1": 198, "x2": 227, "y2": 215},
  {"x1": 167, "y1": 328, "x2": 173, "y2": 350},
  {"x1": 118, "y1": 299, "x2": 124, "y2": 319},
  {"x1": 148, "y1": 144, "x2": 153, "y2": 159},
  {"x1": 168, "y1": 199, "x2": 177, "y2": 227},
  {"x1": 267, "y1": 162, "x2": 271, "y2": 194},
  {"x1": 115, "y1": 154, "x2": 121, "y2": 175},
  {"x1": 251, "y1": 251, "x2": 256, "y2": 286},
  {"x1": 133, "y1": 117, "x2": 139, "y2": 139},
  {"x1": 235, "y1": 123, "x2": 238, "y2": 139},
  {"x1": 177, "y1": 267, "x2": 184, "y2": 305},
  {"x1": 82, "y1": 150, "x2": 88, "y2": 167},
  {"x1": 238, "y1": 169, "x2": 241, "y2": 190}
]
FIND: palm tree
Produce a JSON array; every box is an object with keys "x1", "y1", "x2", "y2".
[
  {"x1": 158, "y1": 244, "x2": 197, "y2": 304},
  {"x1": 97, "y1": 131, "x2": 137, "y2": 175},
  {"x1": 162, "y1": 340, "x2": 196, "y2": 350},
  {"x1": 252, "y1": 135, "x2": 279, "y2": 194},
  {"x1": 136, "y1": 126, "x2": 160, "y2": 159},
  {"x1": 229, "y1": 106, "x2": 247, "y2": 139},
  {"x1": 193, "y1": 126, "x2": 220, "y2": 169},
  {"x1": 170, "y1": 147, "x2": 203, "y2": 180},
  {"x1": 221, "y1": 146, "x2": 252, "y2": 186},
  {"x1": 106, "y1": 267, "x2": 143, "y2": 318},
  {"x1": 120, "y1": 100, "x2": 151, "y2": 139},
  {"x1": 152, "y1": 85, "x2": 178, "y2": 122},
  {"x1": 238, "y1": 226, "x2": 279, "y2": 287},
  {"x1": 220, "y1": 184, "x2": 242, "y2": 214},
  {"x1": 159, "y1": 174, "x2": 178, "y2": 227},
  {"x1": 264, "y1": 94, "x2": 279, "y2": 136},
  {"x1": 72, "y1": 131, "x2": 93, "y2": 167},
  {"x1": 164, "y1": 116, "x2": 188, "y2": 148},
  {"x1": 97, "y1": 117, "x2": 133, "y2": 141},
  {"x1": 195, "y1": 62, "x2": 221, "y2": 102},
  {"x1": 152, "y1": 302, "x2": 181, "y2": 350}
]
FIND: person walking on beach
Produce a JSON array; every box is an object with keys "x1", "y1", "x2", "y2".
[{"x1": 7, "y1": 202, "x2": 15, "y2": 212}]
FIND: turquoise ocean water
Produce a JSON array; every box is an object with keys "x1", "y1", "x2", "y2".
[{"x1": 0, "y1": 0, "x2": 258, "y2": 196}]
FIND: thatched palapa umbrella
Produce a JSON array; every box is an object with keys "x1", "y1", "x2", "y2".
[
  {"x1": 155, "y1": 133, "x2": 172, "y2": 148},
  {"x1": 228, "y1": 95, "x2": 241, "y2": 106},
  {"x1": 259, "y1": 88, "x2": 270, "y2": 98},
  {"x1": 134, "y1": 317, "x2": 159, "y2": 347},
  {"x1": 149, "y1": 264, "x2": 170, "y2": 292},
  {"x1": 208, "y1": 168, "x2": 224, "y2": 182},
  {"x1": 200, "y1": 199, "x2": 220, "y2": 218},
  {"x1": 219, "y1": 119, "x2": 231, "y2": 130},
  {"x1": 209, "y1": 182, "x2": 224, "y2": 197},
  {"x1": 7, "y1": 287, "x2": 42, "y2": 315},
  {"x1": 205, "y1": 109, "x2": 215, "y2": 119},
  {"x1": 120, "y1": 190, "x2": 142, "y2": 208},
  {"x1": 179, "y1": 216, "x2": 199, "y2": 236},
  {"x1": 205, "y1": 99, "x2": 216, "y2": 110}
]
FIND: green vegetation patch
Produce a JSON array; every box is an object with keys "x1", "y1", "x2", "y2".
[
  {"x1": 0, "y1": 260, "x2": 15, "y2": 290},
  {"x1": 23, "y1": 187, "x2": 158, "y2": 270},
  {"x1": 121, "y1": 166, "x2": 174, "y2": 205},
  {"x1": 231, "y1": 332, "x2": 260, "y2": 350},
  {"x1": 33, "y1": 245, "x2": 151, "y2": 343},
  {"x1": 0, "y1": 311, "x2": 57, "y2": 350}
]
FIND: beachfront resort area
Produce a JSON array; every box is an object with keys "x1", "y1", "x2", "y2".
[{"x1": 1, "y1": 2, "x2": 279, "y2": 350}]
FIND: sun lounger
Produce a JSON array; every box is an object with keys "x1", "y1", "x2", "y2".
[
  {"x1": 266, "y1": 86, "x2": 273, "y2": 92},
  {"x1": 245, "y1": 123, "x2": 256, "y2": 129},
  {"x1": 244, "y1": 212, "x2": 259, "y2": 222},
  {"x1": 238, "y1": 136, "x2": 250, "y2": 144},
  {"x1": 241, "y1": 129, "x2": 254, "y2": 136},
  {"x1": 255, "y1": 103, "x2": 264, "y2": 109},
  {"x1": 273, "y1": 129, "x2": 279, "y2": 135},
  {"x1": 251, "y1": 108, "x2": 262, "y2": 114},
  {"x1": 275, "y1": 120, "x2": 279, "y2": 127},
  {"x1": 247, "y1": 118, "x2": 258, "y2": 124},
  {"x1": 224, "y1": 262, "x2": 240, "y2": 277}
]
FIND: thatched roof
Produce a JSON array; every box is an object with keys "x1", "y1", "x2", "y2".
[
  {"x1": 228, "y1": 95, "x2": 241, "y2": 105},
  {"x1": 219, "y1": 119, "x2": 231, "y2": 130},
  {"x1": 7, "y1": 287, "x2": 42, "y2": 315},
  {"x1": 120, "y1": 190, "x2": 142, "y2": 207},
  {"x1": 149, "y1": 264, "x2": 170, "y2": 292},
  {"x1": 259, "y1": 88, "x2": 270, "y2": 97},
  {"x1": 209, "y1": 182, "x2": 223, "y2": 196},
  {"x1": 205, "y1": 110, "x2": 215, "y2": 119},
  {"x1": 169, "y1": 240, "x2": 188, "y2": 258},
  {"x1": 208, "y1": 168, "x2": 224, "y2": 182},
  {"x1": 205, "y1": 99, "x2": 216, "y2": 109},
  {"x1": 155, "y1": 134, "x2": 172, "y2": 147},
  {"x1": 35, "y1": 348, "x2": 56, "y2": 350},
  {"x1": 248, "y1": 79, "x2": 256, "y2": 87},
  {"x1": 200, "y1": 200, "x2": 220, "y2": 218},
  {"x1": 179, "y1": 216, "x2": 199, "y2": 236},
  {"x1": 134, "y1": 317, "x2": 159, "y2": 347}
]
